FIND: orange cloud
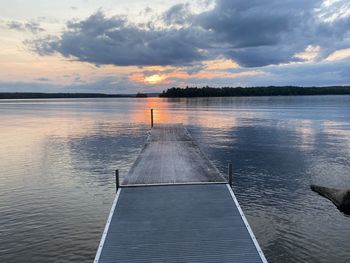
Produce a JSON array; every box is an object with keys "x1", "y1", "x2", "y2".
[
  {"x1": 129, "y1": 69, "x2": 262, "y2": 85},
  {"x1": 144, "y1": 74, "x2": 166, "y2": 84},
  {"x1": 326, "y1": 48, "x2": 350, "y2": 61},
  {"x1": 203, "y1": 59, "x2": 239, "y2": 70}
]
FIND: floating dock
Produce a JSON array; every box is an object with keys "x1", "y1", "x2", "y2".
[{"x1": 94, "y1": 123, "x2": 267, "y2": 263}]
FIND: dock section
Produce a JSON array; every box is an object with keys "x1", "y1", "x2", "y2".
[
  {"x1": 123, "y1": 124, "x2": 226, "y2": 185},
  {"x1": 95, "y1": 124, "x2": 267, "y2": 263}
]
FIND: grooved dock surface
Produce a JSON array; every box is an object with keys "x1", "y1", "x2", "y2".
[
  {"x1": 97, "y1": 184, "x2": 264, "y2": 263},
  {"x1": 122, "y1": 124, "x2": 226, "y2": 185},
  {"x1": 95, "y1": 124, "x2": 267, "y2": 263}
]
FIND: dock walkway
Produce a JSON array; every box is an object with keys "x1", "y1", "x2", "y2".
[
  {"x1": 94, "y1": 124, "x2": 267, "y2": 263},
  {"x1": 123, "y1": 124, "x2": 225, "y2": 185}
]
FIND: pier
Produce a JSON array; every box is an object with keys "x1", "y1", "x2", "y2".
[{"x1": 94, "y1": 111, "x2": 267, "y2": 263}]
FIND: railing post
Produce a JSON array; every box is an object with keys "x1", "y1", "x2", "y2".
[
  {"x1": 115, "y1": 169, "x2": 119, "y2": 192},
  {"x1": 151, "y1": 109, "x2": 154, "y2": 128},
  {"x1": 228, "y1": 162, "x2": 233, "y2": 187}
]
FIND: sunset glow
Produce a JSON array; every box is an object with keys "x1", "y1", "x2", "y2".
[
  {"x1": 0, "y1": 0, "x2": 349, "y2": 93},
  {"x1": 144, "y1": 74, "x2": 166, "y2": 84}
]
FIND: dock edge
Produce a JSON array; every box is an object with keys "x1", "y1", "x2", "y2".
[
  {"x1": 226, "y1": 184, "x2": 268, "y2": 263},
  {"x1": 94, "y1": 188, "x2": 122, "y2": 263}
]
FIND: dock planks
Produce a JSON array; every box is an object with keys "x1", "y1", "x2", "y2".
[
  {"x1": 95, "y1": 124, "x2": 267, "y2": 263},
  {"x1": 123, "y1": 124, "x2": 226, "y2": 185}
]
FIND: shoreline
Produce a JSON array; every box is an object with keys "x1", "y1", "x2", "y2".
[{"x1": 0, "y1": 92, "x2": 160, "y2": 100}]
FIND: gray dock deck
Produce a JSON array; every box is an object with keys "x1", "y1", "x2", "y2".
[
  {"x1": 95, "y1": 124, "x2": 267, "y2": 263},
  {"x1": 123, "y1": 124, "x2": 226, "y2": 185}
]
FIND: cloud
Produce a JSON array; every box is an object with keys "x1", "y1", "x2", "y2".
[
  {"x1": 0, "y1": 76, "x2": 147, "y2": 94},
  {"x1": 0, "y1": 81, "x2": 62, "y2": 93},
  {"x1": 31, "y1": 11, "x2": 207, "y2": 67},
  {"x1": 162, "y1": 3, "x2": 192, "y2": 25},
  {"x1": 1, "y1": 57, "x2": 349, "y2": 93},
  {"x1": 35, "y1": 77, "x2": 50, "y2": 82},
  {"x1": 239, "y1": 59, "x2": 350, "y2": 87},
  {"x1": 166, "y1": 59, "x2": 350, "y2": 87},
  {"x1": 326, "y1": 48, "x2": 350, "y2": 61},
  {"x1": 195, "y1": 0, "x2": 350, "y2": 66},
  {"x1": 277, "y1": 60, "x2": 350, "y2": 85},
  {"x1": 7, "y1": 20, "x2": 45, "y2": 34},
  {"x1": 30, "y1": 0, "x2": 350, "y2": 68}
]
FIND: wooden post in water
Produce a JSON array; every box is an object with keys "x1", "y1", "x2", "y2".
[
  {"x1": 228, "y1": 162, "x2": 233, "y2": 187},
  {"x1": 151, "y1": 109, "x2": 154, "y2": 128},
  {"x1": 115, "y1": 170, "x2": 120, "y2": 192}
]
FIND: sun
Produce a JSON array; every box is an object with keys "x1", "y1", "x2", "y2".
[{"x1": 144, "y1": 74, "x2": 165, "y2": 84}]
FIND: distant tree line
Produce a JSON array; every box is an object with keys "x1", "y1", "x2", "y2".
[
  {"x1": 159, "y1": 86, "x2": 350, "y2": 98},
  {"x1": 0, "y1": 93, "x2": 134, "y2": 99},
  {"x1": 135, "y1": 92, "x2": 148, "y2": 98}
]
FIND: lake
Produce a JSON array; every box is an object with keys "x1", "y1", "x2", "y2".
[{"x1": 0, "y1": 96, "x2": 350, "y2": 263}]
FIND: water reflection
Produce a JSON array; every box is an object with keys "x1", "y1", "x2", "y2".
[
  {"x1": 0, "y1": 96, "x2": 350, "y2": 263},
  {"x1": 68, "y1": 126, "x2": 147, "y2": 183},
  {"x1": 0, "y1": 108, "x2": 148, "y2": 263}
]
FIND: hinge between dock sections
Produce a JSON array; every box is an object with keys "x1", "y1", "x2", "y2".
[{"x1": 120, "y1": 181, "x2": 227, "y2": 188}]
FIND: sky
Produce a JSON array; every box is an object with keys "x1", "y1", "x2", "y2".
[{"x1": 0, "y1": 0, "x2": 350, "y2": 94}]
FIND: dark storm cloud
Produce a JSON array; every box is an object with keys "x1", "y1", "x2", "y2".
[
  {"x1": 226, "y1": 46, "x2": 302, "y2": 67},
  {"x1": 194, "y1": 0, "x2": 324, "y2": 66},
  {"x1": 7, "y1": 20, "x2": 44, "y2": 34},
  {"x1": 196, "y1": 0, "x2": 303, "y2": 47},
  {"x1": 32, "y1": 12, "x2": 207, "y2": 66},
  {"x1": 31, "y1": 0, "x2": 350, "y2": 67},
  {"x1": 162, "y1": 3, "x2": 191, "y2": 25}
]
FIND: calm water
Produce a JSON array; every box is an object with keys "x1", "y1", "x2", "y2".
[{"x1": 0, "y1": 96, "x2": 350, "y2": 263}]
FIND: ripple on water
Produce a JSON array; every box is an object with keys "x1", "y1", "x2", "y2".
[{"x1": 1, "y1": 97, "x2": 350, "y2": 262}]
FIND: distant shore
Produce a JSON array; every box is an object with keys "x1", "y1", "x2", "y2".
[
  {"x1": 159, "y1": 86, "x2": 350, "y2": 97},
  {"x1": 0, "y1": 92, "x2": 158, "y2": 99},
  {"x1": 2, "y1": 86, "x2": 350, "y2": 99}
]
